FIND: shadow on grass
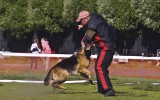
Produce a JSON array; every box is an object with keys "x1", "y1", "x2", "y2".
[
  {"x1": 46, "y1": 88, "x2": 149, "y2": 98},
  {"x1": 52, "y1": 89, "x2": 91, "y2": 94},
  {"x1": 115, "y1": 91, "x2": 147, "y2": 97},
  {"x1": 0, "y1": 83, "x2": 3, "y2": 86},
  {"x1": 52, "y1": 88, "x2": 131, "y2": 96}
]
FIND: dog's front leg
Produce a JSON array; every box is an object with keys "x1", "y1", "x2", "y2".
[{"x1": 78, "y1": 68, "x2": 95, "y2": 85}]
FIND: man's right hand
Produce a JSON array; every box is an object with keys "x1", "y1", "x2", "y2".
[{"x1": 78, "y1": 25, "x2": 83, "y2": 30}]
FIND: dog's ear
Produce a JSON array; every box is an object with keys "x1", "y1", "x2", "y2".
[
  {"x1": 76, "y1": 47, "x2": 85, "y2": 54},
  {"x1": 81, "y1": 48, "x2": 85, "y2": 54},
  {"x1": 75, "y1": 48, "x2": 81, "y2": 52}
]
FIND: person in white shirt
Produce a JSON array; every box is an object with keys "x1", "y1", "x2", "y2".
[{"x1": 30, "y1": 38, "x2": 41, "y2": 70}]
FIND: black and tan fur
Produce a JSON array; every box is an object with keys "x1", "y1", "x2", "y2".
[{"x1": 44, "y1": 48, "x2": 95, "y2": 89}]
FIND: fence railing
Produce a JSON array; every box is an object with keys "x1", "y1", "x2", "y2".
[{"x1": 0, "y1": 52, "x2": 160, "y2": 60}]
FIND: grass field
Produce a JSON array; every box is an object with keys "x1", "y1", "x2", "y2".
[
  {"x1": 0, "y1": 72, "x2": 160, "y2": 100},
  {"x1": 0, "y1": 57, "x2": 160, "y2": 100}
]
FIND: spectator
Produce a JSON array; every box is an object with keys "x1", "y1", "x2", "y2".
[
  {"x1": 112, "y1": 52, "x2": 119, "y2": 64},
  {"x1": 30, "y1": 38, "x2": 41, "y2": 71},
  {"x1": 156, "y1": 49, "x2": 160, "y2": 66},
  {"x1": 41, "y1": 37, "x2": 51, "y2": 71}
]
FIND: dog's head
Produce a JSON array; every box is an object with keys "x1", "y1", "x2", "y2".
[
  {"x1": 78, "y1": 47, "x2": 85, "y2": 54},
  {"x1": 74, "y1": 47, "x2": 91, "y2": 61},
  {"x1": 74, "y1": 47, "x2": 85, "y2": 55}
]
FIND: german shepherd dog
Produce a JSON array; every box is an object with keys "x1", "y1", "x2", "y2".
[{"x1": 44, "y1": 48, "x2": 95, "y2": 89}]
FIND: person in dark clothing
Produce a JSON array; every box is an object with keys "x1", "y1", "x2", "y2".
[
  {"x1": 156, "y1": 49, "x2": 160, "y2": 66},
  {"x1": 76, "y1": 11, "x2": 116, "y2": 96}
]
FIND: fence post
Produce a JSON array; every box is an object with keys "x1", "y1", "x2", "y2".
[{"x1": 141, "y1": 53, "x2": 144, "y2": 81}]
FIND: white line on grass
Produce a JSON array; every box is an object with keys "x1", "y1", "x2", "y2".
[
  {"x1": 125, "y1": 82, "x2": 160, "y2": 85},
  {"x1": 0, "y1": 80, "x2": 97, "y2": 84},
  {"x1": 0, "y1": 80, "x2": 159, "y2": 85}
]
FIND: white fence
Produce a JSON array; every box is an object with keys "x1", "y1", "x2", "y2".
[
  {"x1": 0, "y1": 52, "x2": 160, "y2": 83},
  {"x1": 0, "y1": 51, "x2": 160, "y2": 60}
]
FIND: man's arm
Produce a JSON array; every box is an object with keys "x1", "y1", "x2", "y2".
[{"x1": 83, "y1": 30, "x2": 96, "y2": 44}]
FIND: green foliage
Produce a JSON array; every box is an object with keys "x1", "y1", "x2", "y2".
[
  {"x1": 0, "y1": 0, "x2": 31, "y2": 38},
  {"x1": 97, "y1": 0, "x2": 139, "y2": 30},
  {"x1": 0, "y1": 0, "x2": 160, "y2": 39},
  {"x1": 131, "y1": 0, "x2": 160, "y2": 31},
  {"x1": 27, "y1": 0, "x2": 65, "y2": 34},
  {"x1": 0, "y1": 0, "x2": 65, "y2": 38},
  {"x1": 29, "y1": 0, "x2": 64, "y2": 33},
  {"x1": 63, "y1": 0, "x2": 97, "y2": 24}
]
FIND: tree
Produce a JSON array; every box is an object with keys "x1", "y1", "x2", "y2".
[
  {"x1": 0, "y1": 0, "x2": 30, "y2": 38},
  {"x1": 27, "y1": 0, "x2": 65, "y2": 34},
  {"x1": 131, "y1": 0, "x2": 160, "y2": 32},
  {"x1": 63, "y1": 0, "x2": 97, "y2": 24},
  {"x1": 0, "y1": 0, "x2": 65, "y2": 39},
  {"x1": 97, "y1": 0, "x2": 139, "y2": 31}
]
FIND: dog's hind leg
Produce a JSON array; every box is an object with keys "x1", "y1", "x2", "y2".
[
  {"x1": 52, "y1": 82, "x2": 67, "y2": 90},
  {"x1": 51, "y1": 69, "x2": 69, "y2": 89},
  {"x1": 51, "y1": 81, "x2": 67, "y2": 90},
  {"x1": 78, "y1": 68, "x2": 95, "y2": 85},
  {"x1": 57, "y1": 82, "x2": 67, "y2": 90}
]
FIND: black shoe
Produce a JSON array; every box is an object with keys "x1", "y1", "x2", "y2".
[
  {"x1": 112, "y1": 88, "x2": 116, "y2": 93},
  {"x1": 104, "y1": 88, "x2": 115, "y2": 96},
  {"x1": 97, "y1": 91, "x2": 103, "y2": 94}
]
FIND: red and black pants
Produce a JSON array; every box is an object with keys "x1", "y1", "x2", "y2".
[{"x1": 95, "y1": 48, "x2": 115, "y2": 93}]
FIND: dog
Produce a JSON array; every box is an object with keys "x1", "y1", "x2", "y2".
[{"x1": 44, "y1": 48, "x2": 95, "y2": 89}]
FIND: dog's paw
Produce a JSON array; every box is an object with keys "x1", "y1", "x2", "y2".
[
  {"x1": 59, "y1": 85, "x2": 67, "y2": 90},
  {"x1": 53, "y1": 84, "x2": 67, "y2": 90}
]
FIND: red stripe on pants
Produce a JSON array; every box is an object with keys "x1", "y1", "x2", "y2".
[{"x1": 96, "y1": 49, "x2": 108, "y2": 90}]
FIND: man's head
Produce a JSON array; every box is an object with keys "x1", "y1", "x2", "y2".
[
  {"x1": 76, "y1": 11, "x2": 90, "y2": 29},
  {"x1": 33, "y1": 38, "x2": 38, "y2": 43}
]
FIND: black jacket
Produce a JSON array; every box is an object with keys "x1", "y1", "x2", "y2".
[{"x1": 83, "y1": 13, "x2": 116, "y2": 51}]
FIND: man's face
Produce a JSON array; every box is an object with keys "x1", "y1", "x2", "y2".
[{"x1": 80, "y1": 17, "x2": 89, "y2": 26}]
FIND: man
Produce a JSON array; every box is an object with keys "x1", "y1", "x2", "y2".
[{"x1": 76, "y1": 11, "x2": 116, "y2": 96}]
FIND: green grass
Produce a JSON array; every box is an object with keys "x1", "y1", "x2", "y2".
[
  {"x1": 0, "y1": 82, "x2": 160, "y2": 100},
  {"x1": 0, "y1": 71, "x2": 46, "y2": 80},
  {"x1": 0, "y1": 70, "x2": 97, "y2": 81},
  {"x1": 0, "y1": 71, "x2": 160, "y2": 100}
]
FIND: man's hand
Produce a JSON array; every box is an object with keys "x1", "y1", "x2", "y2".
[
  {"x1": 81, "y1": 36, "x2": 93, "y2": 50},
  {"x1": 85, "y1": 44, "x2": 92, "y2": 50},
  {"x1": 81, "y1": 41, "x2": 93, "y2": 50},
  {"x1": 78, "y1": 25, "x2": 83, "y2": 30}
]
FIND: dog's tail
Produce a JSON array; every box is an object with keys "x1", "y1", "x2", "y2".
[{"x1": 44, "y1": 68, "x2": 53, "y2": 86}]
